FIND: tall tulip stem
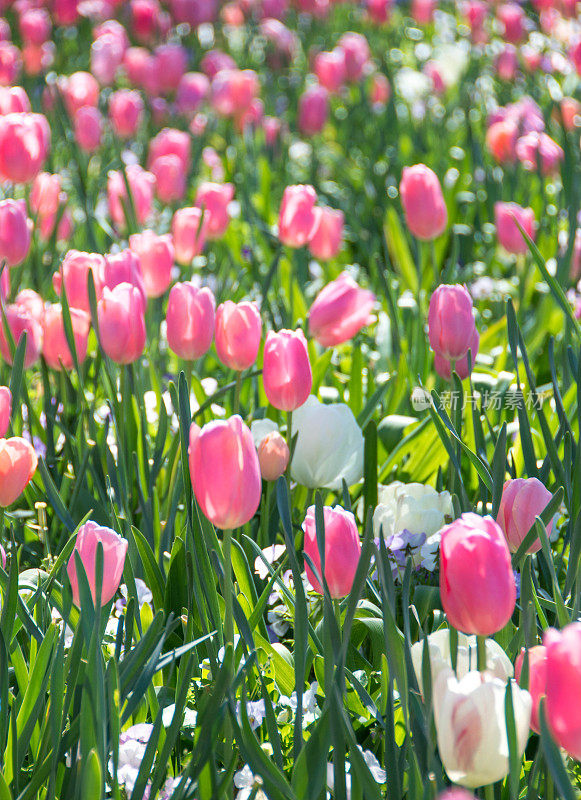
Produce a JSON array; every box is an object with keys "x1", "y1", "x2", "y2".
[
  {"x1": 233, "y1": 371, "x2": 243, "y2": 414},
  {"x1": 484, "y1": 783, "x2": 495, "y2": 800},
  {"x1": 477, "y1": 635, "x2": 487, "y2": 672},
  {"x1": 223, "y1": 528, "x2": 234, "y2": 650}
]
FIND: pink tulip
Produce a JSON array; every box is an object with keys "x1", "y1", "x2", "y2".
[
  {"x1": 172, "y1": 207, "x2": 208, "y2": 264},
  {"x1": 337, "y1": 32, "x2": 371, "y2": 82},
  {"x1": 0, "y1": 267, "x2": 7, "y2": 302},
  {"x1": 495, "y1": 45, "x2": 519, "y2": 81},
  {"x1": 0, "y1": 86, "x2": 30, "y2": 115},
  {"x1": 298, "y1": 84, "x2": 328, "y2": 137},
  {"x1": 497, "y1": 478, "x2": 552, "y2": 554},
  {"x1": 30, "y1": 172, "x2": 64, "y2": 238},
  {"x1": 98, "y1": 283, "x2": 146, "y2": 364},
  {"x1": 515, "y1": 645, "x2": 547, "y2": 733},
  {"x1": 176, "y1": 72, "x2": 210, "y2": 117},
  {"x1": 166, "y1": 282, "x2": 215, "y2": 360},
  {"x1": 0, "y1": 386, "x2": 11, "y2": 438},
  {"x1": 151, "y1": 154, "x2": 187, "y2": 204},
  {"x1": 148, "y1": 127, "x2": 190, "y2": 173},
  {"x1": 19, "y1": 8, "x2": 51, "y2": 45},
  {"x1": 308, "y1": 207, "x2": 344, "y2": 260},
  {"x1": 0, "y1": 303, "x2": 43, "y2": 368},
  {"x1": 370, "y1": 73, "x2": 391, "y2": 106},
  {"x1": 129, "y1": 231, "x2": 174, "y2": 298},
  {"x1": 257, "y1": 432, "x2": 290, "y2": 481},
  {"x1": 436, "y1": 792, "x2": 477, "y2": 800},
  {"x1": 571, "y1": 38, "x2": 581, "y2": 75},
  {"x1": 123, "y1": 46, "x2": 154, "y2": 88},
  {"x1": 200, "y1": 50, "x2": 237, "y2": 80},
  {"x1": 154, "y1": 43, "x2": 188, "y2": 94},
  {"x1": 428, "y1": 284, "x2": 477, "y2": 362},
  {"x1": 0, "y1": 436, "x2": 37, "y2": 507},
  {"x1": 210, "y1": 68, "x2": 259, "y2": 117},
  {"x1": 486, "y1": 119, "x2": 518, "y2": 164},
  {"x1": 303, "y1": 505, "x2": 361, "y2": 598},
  {"x1": 308, "y1": 272, "x2": 375, "y2": 347},
  {"x1": 434, "y1": 327, "x2": 479, "y2": 380},
  {"x1": 74, "y1": 106, "x2": 103, "y2": 152},
  {"x1": 400, "y1": 164, "x2": 447, "y2": 241},
  {"x1": 53, "y1": 250, "x2": 105, "y2": 312},
  {"x1": 90, "y1": 32, "x2": 125, "y2": 86},
  {"x1": 42, "y1": 304, "x2": 91, "y2": 371},
  {"x1": 439, "y1": 513, "x2": 516, "y2": 636},
  {"x1": 515, "y1": 132, "x2": 564, "y2": 176},
  {"x1": 107, "y1": 164, "x2": 155, "y2": 228},
  {"x1": 263, "y1": 329, "x2": 312, "y2": 411},
  {"x1": 412, "y1": 0, "x2": 437, "y2": 24},
  {"x1": 215, "y1": 300, "x2": 262, "y2": 371},
  {"x1": 0, "y1": 42, "x2": 21, "y2": 86},
  {"x1": 314, "y1": 50, "x2": 346, "y2": 94},
  {"x1": 495, "y1": 202, "x2": 535, "y2": 255},
  {"x1": 497, "y1": 2, "x2": 525, "y2": 42},
  {"x1": 109, "y1": 89, "x2": 144, "y2": 139},
  {"x1": 0, "y1": 112, "x2": 50, "y2": 184},
  {"x1": 103, "y1": 248, "x2": 146, "y2": 303},
  {"x1": 66, "y1": 521, "x2": 128, "y2": 606},
  {"x1": 130, "y1": 0, "x2": 161, "y2": 43},
  {"x1": 278, "y1": 184, "x2": 318, "y2": 248},
  {"x1": 15, "y1": 289, "x2": 44, "y2": 321},
  {"x1": 194, "y1": 182, "x2": 235, "y2": 239},
  {"x1": 53, "y1": 0, "x2": 80, "y2": 26},
  {"x1": 0, "y1": 199, "x2": 31, "y2": 267},
  {"x1": 60, "y1": 71, "x2": 99, "y2": 117},
  {"x1": 543, "y1": 623, "x2": 581, "y2": 760},
  {"x1": 366, "y1": 0, "x2": 394, "y2": 23},
  {"x1": 188, "y1": 415, "x2": 262, "y2": 529}
]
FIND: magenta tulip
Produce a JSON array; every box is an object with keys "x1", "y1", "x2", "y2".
[
  {"x1": 303, "y1": 505, "x2": 361, "y2": 598},
  {"x1": 399, "y1": 164, "x2": 447, "y2": 241},
  {"x1": 428, "y1": 284, "x2": 477, "y2": 362}
]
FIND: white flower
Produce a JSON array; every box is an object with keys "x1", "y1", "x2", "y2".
[
  {"x1": 434, "y1": 668, "x2": 531, "y2": 788},
  {"x1": 120, "y1": 578, "x2": 153, "y2": 609},
  {"x1": 360, "y1": 748, "x2": 386, "y2": 783},
  {"x1": 395, "y1": 67, "x2": 431, "y2": 104},
  {"x1": 114, "y1": 724, "x2": 154, "y2": 795},
  {"x1": 162, "y1": 704, "x2": 197, "y2": 728},
  {"x1": 373, "y1": 481, "x2": 453, "y2": 541},
  {"x1": 237, "y1": 699, "x2": 266, "y2": 730},
  {"x1": 290, "y1": 396, "x2": 364, "y2": 490},
  {"x1": 279, "y1": 681, "x2": 321, "y2": 726},
  {"x1": 254, "y1": 544, "x2": 286, "y2": 579},
  {"x1": 411, "y1": 629, "x2": 514, "y2": 695},
  {"x1": 234, "y1": 765, "x2": 267, "y2": 800}
]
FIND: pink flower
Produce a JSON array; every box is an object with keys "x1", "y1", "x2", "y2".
[
  {"x1": 494, "y1": 202, "x2": 535, "y2": 255},
  {"x1": 314, "y1": 49, "x2": 346, "y2": 94},
  {"x1": 428, "y1": 284, "x2": 477, "y2": 362},
  {"x1": 172, "y1": 207, "x2": 208, "y2": 264},
  {"x1": 515, "y1": 132, "x2": 564, "y2": 175},
  {"x1": 166, "y1": 282, "x2": 215, "y2": 360},
  {"x1": 0, "y1": 436, "x2": 37, "y2": 507},
  {"x1": 42, "y1": 304, "x2": 91, "y2": 371},
  {"x1": 543, "y1": 623, "x2": 581, "y2": 760},
  {"x1": 439, "y1": 513, "x2": 516, "y2": 636},
  {"x1": 109, "y1": 89, "x2": 144, "y2": 139},
  {"x1": 66, "y1": 521, "x2": 128, "y2": 606},
  {"x1": 399, "y1": 164, "x2": 447, "y2": 241},
  {"x1": 214, "y1": 300, "x2": 262, "y2": 370},
  {"x1": 107, "y1": 164, "x2": 156, "y2": 228},
  {"x1": 298, "y1": 84, "x2": 329, "y2": 136},
  {"x1": 194, "y1": 182, "x2": 235, "y2": 239},
  {"x1": 278, "y1": 184, "x2": 318, "y2": 248},
  {"x1": 515, "y1": 645, "x2": 547, "y2": 733},
  {"x1": 257, "y1": 432, "x2": 289, "y2": 481},
  {"x1": 308, "y1": 207, "x2": 344, "y2": 260},
  {"x1": 303, "y1": 505, "x2": 361, "y2": 598},
  {"x1": 53, "y1": 250, "x2": 105, "y2": 312},
  {"x1": 0, "y1": 303, "x2": 43, "y2": 368},
  {"x1": 0, "y1": 385, "x2": 11, "y2": 438},
  {"x1": 98, "y1": 283, "x2": 146, "y2": 365},
  {"x1": 188, "y1": 415, "x2": 262, "y2": 529},
  {"x1": 129, "y1": 231, "x2": 174, "y2": 298},
  {"x1": 496, "y1": 477, "x2": 552, "y2": 554},
  {"x1": 263, "y1": 329, "x2": 312, "y2": 411},
  {"x1": 0, "y1": 199, "x2": 30, "y2": 267},
  {"x1": 308, "y1": 272, "x2": 375, "y2": 347}
]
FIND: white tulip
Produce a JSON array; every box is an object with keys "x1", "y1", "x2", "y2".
[
  {"x1": 410, "y1": 629, "x2": 514, "y2": 695},
  {"x1": 290, "y1": 396, "x2": 364, "y2": 490},
  {"x1": 433, "y1": 668, "x2": 531, "y2": 789}
]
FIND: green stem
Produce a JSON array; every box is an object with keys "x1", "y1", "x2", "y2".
[
  {"x1": 546, "y1": 770, "x2": 554, "y2": 800},
  {"x1": 223, "y1": 528, "x2": 234, "y2": 649},
  {"x1": 484, "y1": 783, "x2": 495, "y2": 800},
  {"x1": 259, "y1": 482, "x2": 271, "y2": 548},
  {"x1": 430, "y1": 240, "x2": 438, "y2": 284},
  {"x1": 477, "y1": 635, "x2": 487, "y2": 672},
  {"x1": 233, "y1": 371, "x2": 243, "y2": 415}
]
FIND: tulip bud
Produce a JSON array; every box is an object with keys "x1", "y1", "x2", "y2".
[
  {"x1": 129, "y1": 230, "x2": 174, "y2": 298},
  {"x1": 176, "y1": 72, "x2": 210, "y2": 117},
  {"x1": 263, "y1": 329, "x2": 312, "y2": 411},
  {"x1": 172, "y1": 207, "x2": 208, "y2": 264},
  {"x1": 257, "y1": 431, "x2": 290, "y2": 481},
  {"x1": 494, "y1": 202, "x2": 535, "y2": 255},
  {"x1": 0, "y1": 386, "x2": 11, "y2": 438},
  {"x1": 0, "y1": 437, "x2": 37, "y2": 507},
  {"x1": 278, "y1": 184, "x2": 318, "y2": 248},
  {"x1": 103, "y1": 248, "x2": 146, "y2": 303},
  {"x1": 0, "y1": 199, "x2": 31, "y2": 266},
  {"x1": 439, "y1": 513, "x2": 516, "y2": 636},
  {"x1": 433, "y1": 668, "x2": 531, "y2": 788},
  {"x1": 215, "y1": 300, "x2": 262, "y2": 371},
  {"x1": 298, "y1": 85, "x2": 329, "y2": 137},
  {"x1": 543, "y1": 623, "x2": 581, "y2": 760},
  {"x1": 437, "y1": 791, "x2": 477, "y2": 800},
  {"x1": 42, "y1": 304, "x2": 91, "y2": 371},
  {"x1": 0, "y1": 112, "x2": 50, "y2": 184},
  {"x1": 302, "y1": 505, "x2": 361, "y2": 598},
  {"x1": 194, "y1": 182, "x2": 234, "y2": 239},
  {"x1": 428, "y1": 284, "x2": 477, "y2": 362},
  {"x1": 98, "y1": 282, "x2": 146, "y2": 364},
  {"x1": 166, "y1": 282, "x2": 215, "y2": 360},
  {"x1": 399, "y1": 164, "x2": 447, "y2": 241},
  {"x1": 188, "y1": 415, "x2": 262, "y2": 529},
  {"x1": 337, "y1": 32, "x2": 371, "y2": 82},
  {"x1": 496, "y1": 478, "x2": 552, "y2": 554},
  {"x1": 308, "y1": 272, "x2": 375, "y2": 347},
  {"x1": 151, "y1": 154, "x2": 186, "y2": 204},
  {"x1": 74, "y1": 106, "x2": 103, "y2": 152},
  {"x1": 434, "y1": 328, "x2": 479, "y2": 381},
  {"x1": 66, "y1": 521, "x2": 128, "y2": 607},
  {"x1": 314, "y1": 50, "x2": 346, "y2": 94},
  {"x1": 308, "y1": 207, "x2": 344, "y2": 261},
  {"x1": 515, "y1": 645, "x2": 547, "y2": 733},
  {"x1": 486, "y1": 119, "x2": 518, "y2": 163}
]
